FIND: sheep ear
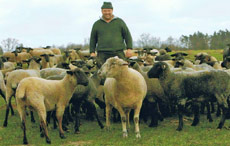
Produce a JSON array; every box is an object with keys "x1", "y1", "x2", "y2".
[
  {"x1": 66, "y1": 70, "x2": 73, "y2": 75},
  {"x1": 49, "y1": 54, "x2": 54, "y2": 57},
  {"x1": 122, "y1": 62, "x2": 129, "y2": 66},
  {"x1": 40, "y1": 54, "x2": 45, "y2": 57},
  {"x1": 35, "y1": 58, "x2": 41, "y2": 63}
]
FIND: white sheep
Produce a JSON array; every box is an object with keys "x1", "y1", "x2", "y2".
[
  {"x1": 98, "y1": 56, "x2": 147, "y2": 138},
  {"x1": 15, "y1": 68, "x2": 89, "y2": 144}
]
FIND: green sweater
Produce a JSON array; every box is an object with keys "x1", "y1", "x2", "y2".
[{"x1": 90, "y1": 17, "x2": 133, "y2": 53}]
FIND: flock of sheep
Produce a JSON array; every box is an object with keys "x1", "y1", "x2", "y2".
[{"x1": 0, "y1": 46, "x2": 230, "y2": 145}]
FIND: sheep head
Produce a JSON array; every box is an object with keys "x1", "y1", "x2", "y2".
[
  {"x1": 98, "y1": 56, "x2": 128, "y2": 78},
  {"x1": 40, "y1": 54, "x2": 54, "y2": 62},
  {"x1": 66, "y1": 68, "x2": 88, "y2": 86},
  {"x1": 147, "y1": 62, "x2": 169, "y2": 78}
]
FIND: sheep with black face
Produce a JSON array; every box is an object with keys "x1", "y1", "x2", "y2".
[
  {"x1": 147, "y1": 61, "x2": 230, "y2": 131},
  {"x1": 15, "y1": 68, "x2": 88, "y2": 144}
]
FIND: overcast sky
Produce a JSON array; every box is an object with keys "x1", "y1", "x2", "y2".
[{"x1": 0, "y1": 0, "x2": 229, "y2": 48}]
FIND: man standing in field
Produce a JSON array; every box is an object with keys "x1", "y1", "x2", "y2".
[{"x1": 90, "y1": 2, "x2": 133, "y2": 66}]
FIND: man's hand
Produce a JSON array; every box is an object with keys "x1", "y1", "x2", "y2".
[
  {"x1": 125, "y1": 49, "x2": 132, "y2": 58},
  {"x1": 90, "y1": 53, "x2": 97, "y2": 57}
]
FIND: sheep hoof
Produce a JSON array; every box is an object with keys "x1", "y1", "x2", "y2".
[
  {"x1": 209, "y1": 119, "x2": 213, "y2": 122},
  {"x1": 31, "y1": 119, "x2": 36, "y2": 123},
  {"x1": 60, "y1": 133, "x2": 66, "y2": 139},
  {"x1": 23, "y1": 139, "x2": 28, "y2": 145},
  {"x1": 136, "y1": 132, "x2": 141, "y2": 138},
  {"x1": 46, "y1": 138, "x2": 51, "y2": 144},
  {"x1": 74, "y1": 131, "x2": 80, "y2": 134},
  {"x1": 40, "y1": 133, "x2": 45, "y2": 137},
  {"x1": 123, "y1": 132, "x2": 128, "y2": 138},
  {"x1": 3, "y1": 122, "x2": 7, "y2": 127},
  {"x1": 105, "y1": 126, "x2": 111, "y2": 131},
  {"x1": 176, "y1": 127, "x2": 182, "y2": 131}
]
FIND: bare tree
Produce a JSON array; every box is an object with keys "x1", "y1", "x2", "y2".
[
  {"x1": 82, "y1": 37, "x2": 90, "y2": 50},
  {"x1": 1, "y1": 38, "x2": 19, "y2": 52},
  {"x1": 137, "y1": 33, "x2": 161, "y2": 48}
]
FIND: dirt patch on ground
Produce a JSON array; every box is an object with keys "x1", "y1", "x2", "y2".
[{"x1": 62, "y1": 141, "x2": 92, "y2": 146}]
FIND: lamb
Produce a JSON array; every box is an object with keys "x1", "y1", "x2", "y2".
[
  {"x1": 98, "y1": 56, "x2": 147, "y2": 138},
  {"x1": 147, "y1": 62, "x2": 230, "y2": 131},
  {"x1": 15, "y1": 68, "x2": 89, "y2": 144},
  {"x1": 3, "y1": 57, "x2": 41, "y2": 127}
]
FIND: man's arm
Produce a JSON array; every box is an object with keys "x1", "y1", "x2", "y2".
[
  {"x1": 121, "y1": 19, "x2": 133, "y2": 57},
  {"x1": 90, "y1": 23, "x2": 97, "y2": 55},
  {"x1": 121, "y1": 19, "x2": 133, "y2": 50}
]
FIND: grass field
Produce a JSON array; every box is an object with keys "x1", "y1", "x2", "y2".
[{"x1": 0, "y1": 49, "x2": 229, "y2": 146}]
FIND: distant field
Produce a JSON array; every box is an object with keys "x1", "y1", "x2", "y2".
[
  {"x1": 0, "y1": 49, "x2": 229, "y2": 146},
  {"x1": 170, "y1": 49, "x2": 223, "y2": 61}
]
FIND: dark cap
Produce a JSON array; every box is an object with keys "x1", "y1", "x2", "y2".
[{"x1": 101, "y1": 2, "x2": 113, "y2": 9}]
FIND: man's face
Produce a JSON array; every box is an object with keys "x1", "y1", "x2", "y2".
[{"x1": 101, "y1": 9, "x2": 113, "y2": 20}]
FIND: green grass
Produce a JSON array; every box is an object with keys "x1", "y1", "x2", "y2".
[
  {"x1": 1, "y1": 98, "x2": 230, "y2": 145},
  {"x1": 0, "y1": 49, "x2": 229, "y2": 145}
]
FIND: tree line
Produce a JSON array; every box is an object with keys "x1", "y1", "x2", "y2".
[
  {"x1": 1, "y1": 29, "x2": 230, "y2": 53},
  {"x1": 137, "y1": 29, "x2": 230, "y2": 50}
]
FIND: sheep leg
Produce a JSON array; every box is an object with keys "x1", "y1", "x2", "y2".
[
  {"x1": 217, "y1": 106, "x2": 227, "y2": 129},
  {"x1": 105, "y1": 104, "x2": 112, "y2": 130},
  {"x1": 125, "y1": 109, "x2": 131, "y2": 130},
  {"x1": 74, "y1": 106, "x2": 81, "y2": 134},
  {"x1": 176, "y1": 104, "x2": 184, "y2": 131},
  {"x1": 157, "y1": 102, "x2": 164, "y2": 121},
  {"x1": 66, "y1": 106, "x2": 73, "y2": 122},
  {"x1": 191, "y1": 103, "x2": 200, "y2": 126},
  {"x1": 133, "y1": 103, "x2": 142, "y2": 138},
  {"x1": 18, "y1": 107, "x2": 28, "y2": 144},
  {"x1": 3, "y1": 105, "x2": 10, "y2": 127},
  {"x1": 9, "y1": 100, "x2": 14, "y2": 115},
  {"x1": 56, "y1": 106, "x2": 65, "y2": 139},
  {"x1": 52, "y1": 111, "x2": 58, "y2": 129},
  {"x1": 149, "y1": 102, "x2": 159, "y2": 127},
  {"x1": 116, "y1": 106, "x2": 128, "y2": 138},
  {"x1": 3, "y1": 90, "x2": 14, "y2": 127},
  {"x1": 30, "y1": 111, "x2": 35, "y2": 123},
  {"x1": 211, "y1": 101, "x2": 215, "y2": 113},
  {"x1": 217, "y1": 95, "x2": 228, "y2": 129},
  {"x1": 89, "y1": 101, "x2": 104, "y2": 129},
  {"x1": 206, "y1": 102, "x2": 213, "y2": 122},
  {"x1": 46, "y1": 111, "x2": 52, "y2": 124},
  {"x1": 216, "y1": 103, "x2": 221, "y2": 117},
  {"x1": 200, "y1": 102, "x2": 205, "y2": 114},
  {"x1": 38, "y1": 110, "x2": 51, "y2": 144}
]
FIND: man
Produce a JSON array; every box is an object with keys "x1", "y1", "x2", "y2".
[{"x1": 90, "y1": 2, "x2": 133, "y2": 66}]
